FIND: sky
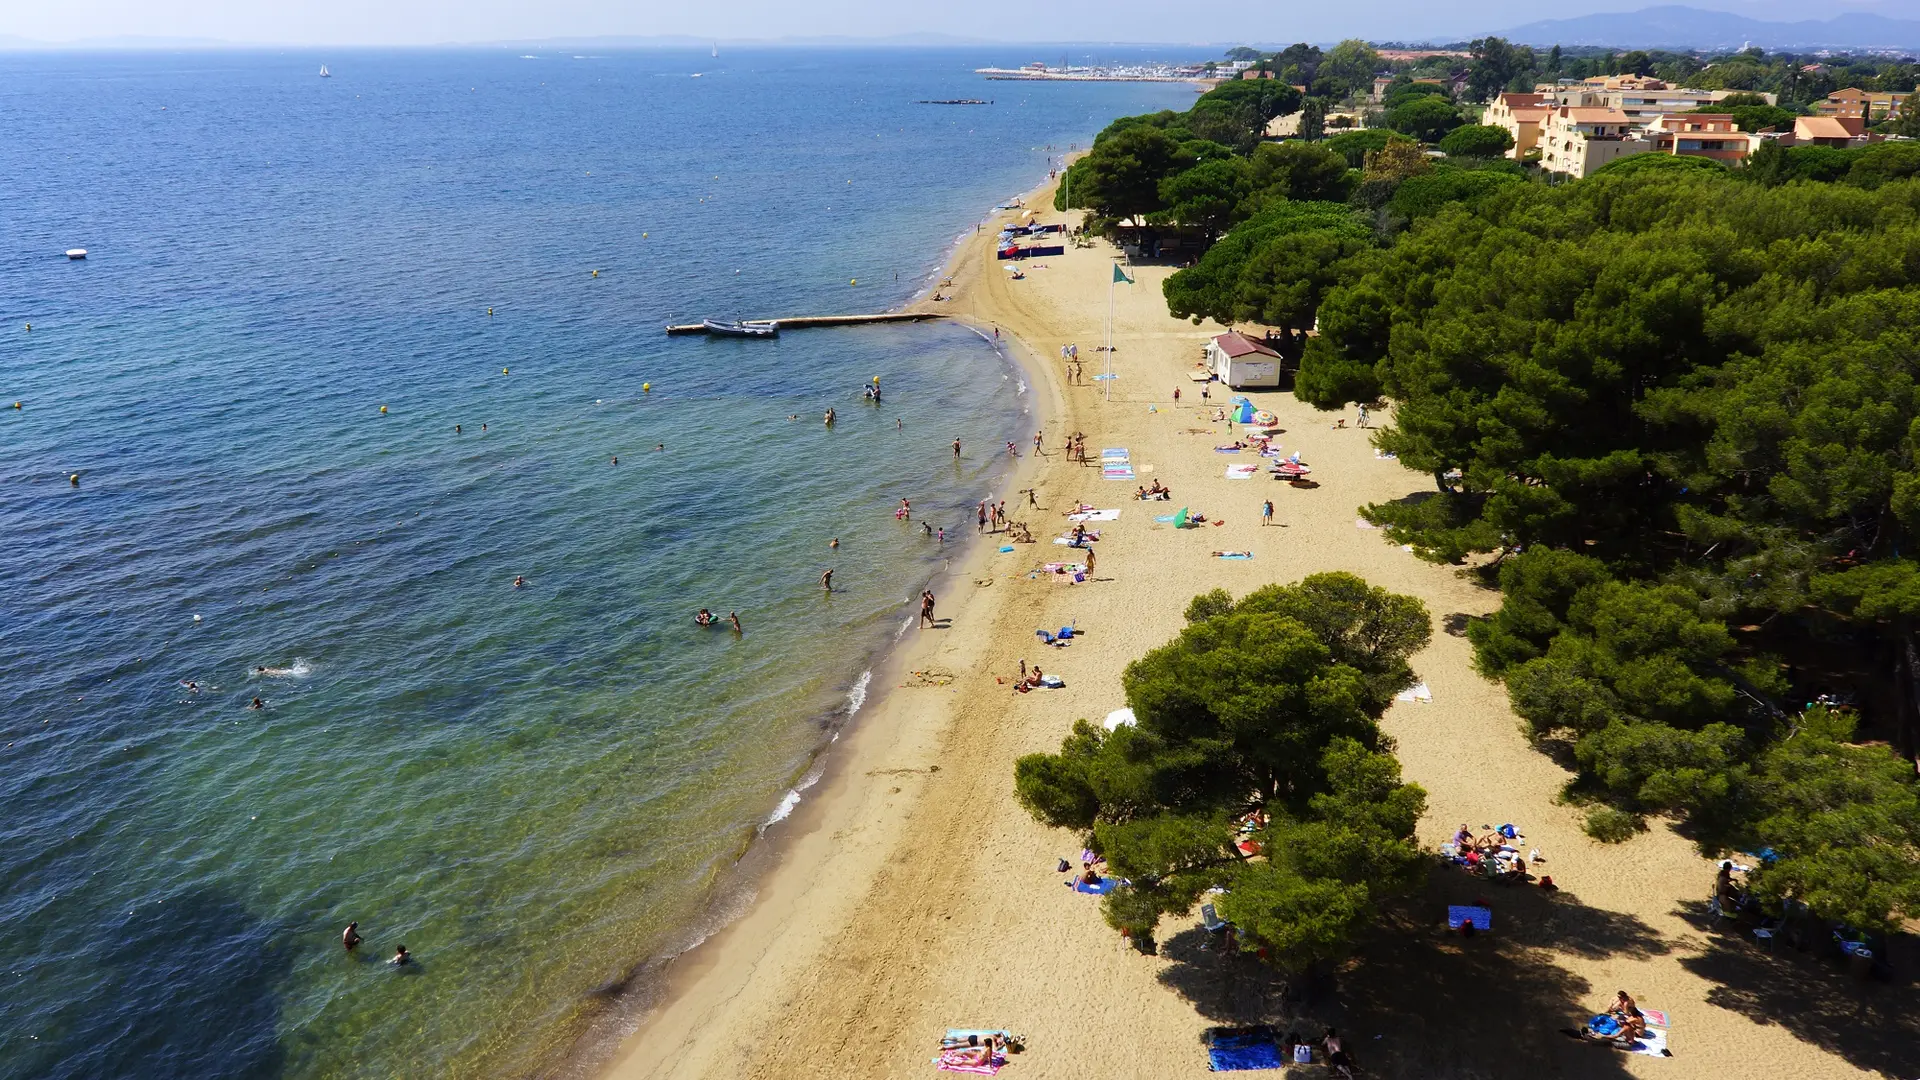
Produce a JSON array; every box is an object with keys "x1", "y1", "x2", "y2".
[{"x1": 0, "y1": 0, "x2": 1906, "y2": 48}]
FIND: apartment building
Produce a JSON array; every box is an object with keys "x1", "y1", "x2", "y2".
[
  {"x1": 1539, "y1": 107, "x2": 1644, "y2": 177},
  {"x1": 1486, "y1": 92, "x2": 1552, "y2": 158},
  {"x1": 1816, "y1": 88, "x2": 1910, "y2": 121}
]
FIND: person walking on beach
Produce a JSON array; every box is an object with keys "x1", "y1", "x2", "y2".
[
  {"x1": 1262, "y1": 499, "x2": 1273, "y2": 527},
  {"x1": 920, "y1": 590, "x2": 936, "y2": 628},
  {"x1": 1006, "y1": 441, "x2": 1017, "y2": 458},
  {"x1": 1173, "y1": 386, "x2": 1180, "y2": 403},
  {"x1": 1033, "y1": 431, "x2": 1044, "y2": 456},
  {"x1": 1084, "y1": 545, "x2": 1095, "y2": 574},
  {"x1": 996, "y1": 500, "x2": 1006, "y2": 528},
  {"x1": 953, "y1": 438, "x2": 962, "y2": 461},
  {"x1": 342, "y1": 923, "x2": 363, "y2": 952},
  {"x1": 820, "y1": 569, "x2": 833, "y2": 592},
  {"x1": 1356, "y1": 404, "x2": 1369, "y2": 429},
  {"x1": 978, "y1": 501, "x2": 988, "y2": 532}
]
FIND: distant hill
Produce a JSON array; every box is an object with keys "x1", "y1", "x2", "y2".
[{"x1": 1494, "y1": 5, "x2": 1920, "y2": 52}]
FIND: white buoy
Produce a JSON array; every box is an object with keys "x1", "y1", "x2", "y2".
[{"x1": 66, "y1": 249, "x2": 87, "y2": 260}]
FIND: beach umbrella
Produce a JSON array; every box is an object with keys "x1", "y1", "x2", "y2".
[
  {"x1": 1172, "y1": 506, "x2": 1190, "y2": 529},
  {"x1": 1102, "y1": 707, "x2": 1137, "y2": 731}
]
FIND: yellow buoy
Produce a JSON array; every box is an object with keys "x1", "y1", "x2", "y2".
[
  {"x1": 872, "y1": 376, "x2": 880, "y2": 385},
  {"x1": 12, "y1": 402, "x2": 19, "y2": 410},
  {"x1": 502, "y1": 368, "x2": 510, "y2": 375},
  {"x1": 379, "y1": 405, "x2": 388, "y2": 414},
  {"x1": 69, "y1": 473, "x2": 79, "y2": 485},
  {"x1": 850, "y1": 278, "x2": 857, "y2": 286},
  {"x1": 591, "y1": 269, "x2": 598, "y2": 277},
  {"x1": 642, "y1": 232, "x2": 648, "y2": 238},
  {"x1": 642, "y1": 382, "x2": 652, "y2": 393}
]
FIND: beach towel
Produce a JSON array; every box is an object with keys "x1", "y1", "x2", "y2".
[
  {"x1": 1154, "y1": 513, "x2": 1179, "y2": 523},
  {"x1": 1448, "y1": 905, "x2": 1492, "y2": 931},
  {"x1": 1589, "y1": 1013, "x2": 1671, "y2": 1057},
  {"x1": 935, "y1": 1048, "x2": 1004, "y2": 1074},
  {"x1": 1072, "y1": 877, "x2": 1125, "y2": 894},
  {"x1": 1103, "y1": 466, "x2": 1136, "y2": 480},
  {"x1": 1206, "y1": 1031, "x2": 1283, "y2": 1072},
  {"x1": 1394, "y1": 682, "x2": 1433, "y2": 704},
  {"x1": 1225, "y1": 464, "x2": 1259, "y2": 479},
  {"x1": 1101, "y1": 448, "x2": 1130, "y2": 460},
  {"x1": 1066, "y1": 509, "x2": 1120, "y2": 522},
  {"x1": 1215, "y1": 552, "x2": 1253, "y2": 560},
  {"x1": 1214, "y1": 447, "x2": 1242, "y2": 454}
]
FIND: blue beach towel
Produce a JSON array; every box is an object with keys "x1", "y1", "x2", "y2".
[
  {"x1": 1072, "y1": 877, "x2": 1124, "y2": 895},
  {"x1": 1448, "y1": 905, "x2": 1493, "y2": 931},
  {"x1": 1208, "y1": 1034, "x2": 1283, "y2": 1072}
]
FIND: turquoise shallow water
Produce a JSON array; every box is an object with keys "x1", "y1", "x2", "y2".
[{"x1": 0, "y1": 47, "x2": 1192, "y2": 1079}]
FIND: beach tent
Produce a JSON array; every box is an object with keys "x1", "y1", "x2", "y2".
[
  {"x1": 1103, "y1": 707, "x2": 1137, "y2": 731},
  {"x1": 1228, "y1": 397, "x2": 1254, "y2": 424},
  {"x1": 1172, "y1": 507, "x2": 1191, "y2": 529}
]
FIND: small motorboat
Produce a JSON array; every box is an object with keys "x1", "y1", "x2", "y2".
[
  {"x1": 65, "y1": 249, "x2": 87, "y2": 260},
  {"x1": 703, "y1": 319, "x2": 778, "y2": 338}
]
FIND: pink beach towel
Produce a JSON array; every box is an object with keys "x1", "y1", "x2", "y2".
[{"x1": 936, "y1": 1049, "x2": 1004, "y2": 1074}]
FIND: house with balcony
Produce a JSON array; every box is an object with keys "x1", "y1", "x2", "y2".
[
  {"x1": 1641, "y1": 114, "x2": 1761, "y2": 165},
  {"x1": 1789, "y1": 115, "x2": 1880, "y2": 148}
]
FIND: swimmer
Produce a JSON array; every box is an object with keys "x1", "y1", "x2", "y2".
[
  {"x1": 696, "y1": 608, "x2": 715, "y2": 626},
  {"x1": 728, "y1": 611, "x2": 742, "y2": 633},
  {"x1": 787, "y1": 415, "x2": 798, "y2": 422},
  {"x1": 611, "y1": 456, "x2": 618, "y2": 465},
  {"x1": 342, "y1": 922, "x2": 363, "y2": 952},
  {"x1": 820, "y1": 569, "x2": 833, "y2": 591},
  {"x1": 896, "y1": 418, "x2": 902, "y2": 431},
  {"x1": 923, "y1": 521, "x2": 933, "y2": 537},
  {"x1": 256, "y1": 666, "x2": 268, "y2": 675},
  {"x1": 654, "y1": 444, "x2": 664, "y2": 452},
  {"x1": 824, "y1": 407, "x2": 836, "y2": 427},
  {"x1": 183, "y1": 681, "x2": 201, "y2": 694},
  {"x1": 830, "y1": 538, "x2": 840, "y2": 549},
  {"x1": 390, "y1": 945, "x2": 411, "y2": 966},
  {"x1": 953, "y1": 438, "x2": 962, "y2": 460},
  {"x1": 482, "y1": 423, "x2": 487, "y2": 432},
  {"x1": 249, "y1": 697, "x2": 264, "y2": 710},
  {"x1": 513, "y1": 575, "x2": 525, "y2": 588},
  {"x1": 455, "y1": 424, "x2": 462, "y2": 433}
]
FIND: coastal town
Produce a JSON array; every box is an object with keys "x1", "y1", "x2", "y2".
[{"x1": 9, "y1": 13, "x2": 1920, "y2": 1080}]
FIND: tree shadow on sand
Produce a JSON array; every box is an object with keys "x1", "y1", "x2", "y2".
[
  {"x1": 1674, "y1": 901, "x2": 1920, "y2": 1078},
  {"x1": 1154, "y1": 866, "x2": 1667, "y2": 1078}
]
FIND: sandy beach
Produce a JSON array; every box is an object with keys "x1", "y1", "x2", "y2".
[{"x1": 597, "y1": 175, "x2": 1914, "y2": 1080}]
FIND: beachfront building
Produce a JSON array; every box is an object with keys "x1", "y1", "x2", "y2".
[
  {"x1": 1206, "y1": 331, "x2": 1283, "y2": 389},
  {"x1": 1538, "y1": 106, "x2": 1645, "y2": 178},
  {"x1": 1816, "y1": 88, "x2": 1911, "y2": 121},
  {"x1": 1486, "y1": 92, "x2": 1551, "y2": 158}
]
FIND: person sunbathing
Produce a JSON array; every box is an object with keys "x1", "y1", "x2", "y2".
[
  {"x1": 1081, "y1": 867, "x2": 1102, "y2": 886},
  {"x1": 946, "y1": 1036, "x2": 1005, "y2": 1066},
  {"x1": 1453, "y1": 825, "x2": 1474, "y2": 850},
  {"x1": 1609, "y1": 991, "x2": 1647, "y2": 1038}
]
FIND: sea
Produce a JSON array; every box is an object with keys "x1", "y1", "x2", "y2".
[{"x1": 0, "y1": 47, "x2": 1192, "y2": 1079}]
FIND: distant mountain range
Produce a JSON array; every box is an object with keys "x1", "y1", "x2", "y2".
[{"x1": 1494, "y1": 5, "x2": 1920, "y2": 52}]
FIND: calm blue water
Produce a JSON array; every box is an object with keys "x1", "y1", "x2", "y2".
[{"x1": 0, "y1": 48, "x2": 1192, "y2": 1080}]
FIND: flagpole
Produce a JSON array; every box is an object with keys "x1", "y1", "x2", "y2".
[{"x1": 1105, "y1": 273, "x2": 1114, "y2": 401}]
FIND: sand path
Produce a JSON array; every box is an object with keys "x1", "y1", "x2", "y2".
[{"x1": 600, "y1": 179, "x2": 1910, "y2": 1080}]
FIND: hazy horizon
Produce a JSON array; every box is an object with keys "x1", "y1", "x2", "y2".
[{"x1": 2, "y1": 0, "x2": 1912, "y2": 50}]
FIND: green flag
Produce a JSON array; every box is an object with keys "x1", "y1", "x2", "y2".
[{"x1": 1113, "y1": 264, "x2": 1133, "y2": 285}]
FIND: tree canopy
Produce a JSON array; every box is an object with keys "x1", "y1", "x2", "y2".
[
  {"x1": 1437, "y1": 124, "x2": 1515, "y2": 158},
  {"x1": 1162, "y1": 202, "x2": 1371, "y2": 333},
  {"x1": 1292, "y1": 165, "x2": 1920, "y2": 932},
  {"x1": 1014, "y1": 574, "x2": 1432, "y2": 966},
  {"x1": 1385, "y1": 96, "x2": 1465, "y2": 143}
]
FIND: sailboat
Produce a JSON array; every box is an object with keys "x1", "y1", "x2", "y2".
[
  {"x1": 711, "y1": 43, "x2": 718, "y2": 58},
  {"x1": 319, "y1": 64, "x2": 331, "y2": 78}
]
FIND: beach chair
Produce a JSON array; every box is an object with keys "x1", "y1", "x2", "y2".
[{"x1": 1200, "y1": 902, "x2": 1230, "y2": 933}]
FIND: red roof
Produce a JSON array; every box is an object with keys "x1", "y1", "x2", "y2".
[{"x1": 1213, "y1": 332, "x2": 1280, "y2": 359}]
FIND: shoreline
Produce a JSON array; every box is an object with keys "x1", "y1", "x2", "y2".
[
  {"x1": 555, "y1": 180, "x2": 1065, "y2": 1080},
  {"x1": 590, "y1": 157, "x2": 1873, "y2": 1080}
]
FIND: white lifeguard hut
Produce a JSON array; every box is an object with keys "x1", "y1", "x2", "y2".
[{"x1": 1205, "y1": 331, "x2": 1281, "y2": 389}]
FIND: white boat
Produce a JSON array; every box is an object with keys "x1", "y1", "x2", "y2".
[
  {"x1": 703, "y1": 319, "x2": 778, "y2": 338},
  {"x1": 65, "y1": 248, "x2": 87, "y2": 260},
  {"x1": 319, "y1": 64, "x2": 331, "y2": 78},
  {"x1": 712, "y1": 43, "x2": 718, "y2": 58}
]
